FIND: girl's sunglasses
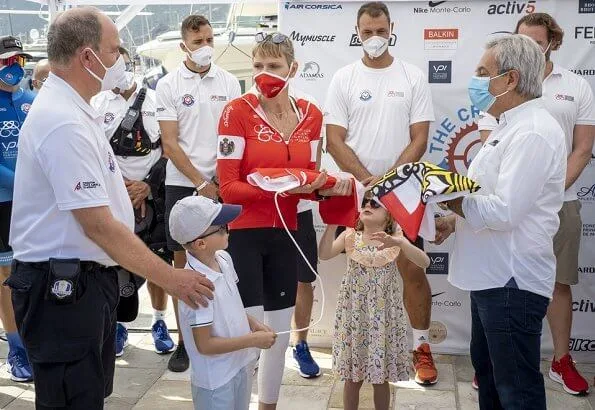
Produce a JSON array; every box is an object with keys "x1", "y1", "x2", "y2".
[
  {"x1": 255, "y1": 32, "x2": 288, "y2": 44},
  {"x1": 186, "y1": 225, "x2": 229, "y2": 244},
  {"x1": 361, "y1": 198, "x2": 381, "y2": 209}
]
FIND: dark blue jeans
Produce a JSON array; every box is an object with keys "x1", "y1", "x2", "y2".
[{"x1": 470, "y1": 282, "x2": 549, "y2": 410}]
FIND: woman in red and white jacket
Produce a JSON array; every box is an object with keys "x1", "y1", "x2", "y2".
[{"x1": 217, "y1": 32, "x2": 350, "y2": 409}]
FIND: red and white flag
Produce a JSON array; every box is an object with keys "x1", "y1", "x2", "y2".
[
  {"x1": 247, "y1": 168, "x2": 365, "y2": 228},
  {"x1": 370, "y1": 162, "x2": 480, "y2": 242}
]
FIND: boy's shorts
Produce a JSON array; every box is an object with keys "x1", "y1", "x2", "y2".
[{"x1": 191, "y1": 364, "x2": 251, "y2": 410}]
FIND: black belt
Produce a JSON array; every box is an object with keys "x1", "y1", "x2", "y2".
[
  {"x1": 14, "y1": 260, "x2": 111, "y2": 272},
  {"x1": 150, "y1": 139, "x2": 161, "y2": 150}
]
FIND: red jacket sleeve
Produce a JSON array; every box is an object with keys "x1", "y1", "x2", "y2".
[
  {"x1": 217, "y1": 100, "x2": 273, "y2": 204},
  {"x1": 298, "y1": 105, "x2": 323, "y2": 201}
]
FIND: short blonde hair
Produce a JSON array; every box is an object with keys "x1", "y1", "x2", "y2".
[{"x1": 252, "y1": 33, "x2": 295, "y2": 67}]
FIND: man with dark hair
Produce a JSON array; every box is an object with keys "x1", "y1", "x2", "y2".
[
  {"x1": 92, "y1": 47, "x2": 175, "y2": 358},
  {"x1": 156, "y1": 14, "x2": 241, "y2": 372},
  {"x1": 7, "y1": 7, "x2": 214, "y2": 408},
  {"x1": 0, "y1": 35, "x2": 35, "y2": 383},
  {"x1": 478, "y1": 12, "x2": 594, "y2": 396},
  {"x1": 325, "y1": 1, "x2": 438, "y2": 386}
]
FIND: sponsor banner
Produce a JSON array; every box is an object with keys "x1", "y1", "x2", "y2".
[{"x1": 281, "y1": 0, "x2": 595, "y2": 361}]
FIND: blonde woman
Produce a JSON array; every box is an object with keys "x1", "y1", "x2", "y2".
[{"x1": 217, "y1": 33, "x2": 350, "y2": 409}]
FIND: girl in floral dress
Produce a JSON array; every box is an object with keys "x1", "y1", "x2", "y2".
[{"x1": 319, "y1": 197, "x2": 430, "y2": 410}]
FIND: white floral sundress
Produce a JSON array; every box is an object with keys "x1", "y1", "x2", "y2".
[{"x1": 332, "y1": 229, "x2": 410, "y2": 384}]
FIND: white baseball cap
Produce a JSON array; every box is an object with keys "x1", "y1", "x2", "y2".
[{"x1": 168, "y1": 196, "x2": 242, "y2": 245}]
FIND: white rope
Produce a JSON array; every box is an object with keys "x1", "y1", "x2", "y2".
[{"x1": 273, "y1": 190, "x2": 325, "y2": 336}]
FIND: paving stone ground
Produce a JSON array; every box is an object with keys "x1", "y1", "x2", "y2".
[{"x1": 1, "y1": 288, "x2": 593, "y2": 409}]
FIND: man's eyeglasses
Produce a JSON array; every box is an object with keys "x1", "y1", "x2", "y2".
[
  {"x1": 186, "y1": 225, "x2": 229, "y2": 244},
  {"x1": 361, "y1": 198, "x2": 381, "y2": 209},
  {"x1": 255, "y1": 32, "x2": 288, "y2": 44}
]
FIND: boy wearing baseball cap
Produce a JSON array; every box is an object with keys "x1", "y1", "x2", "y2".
[{"x1": 169, "y1": 196, "x2": 276, "y2": 410}]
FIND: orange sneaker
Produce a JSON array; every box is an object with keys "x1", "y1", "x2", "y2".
[{"x1": 412, "y1": 343, "x2": 438, "y2": 385}]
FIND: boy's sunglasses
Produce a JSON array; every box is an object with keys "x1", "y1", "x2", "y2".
[
  {"x1": 255, "y1": 32, "x2": 288, "y2": 44},
  {"x1": 361, "y1": 198, "x2": 381, "y2": 209},
  {"x1": 186, "y1": 224, "x2": 229, "y2": 244}
]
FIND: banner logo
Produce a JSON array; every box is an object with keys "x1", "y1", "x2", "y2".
[
  {"x1": 579, "y1": 0, "x2": 595, "y2": 13},
  {"x1": 427, "y1": 105, "x2": 482, "y2": 174},
  {"x1": 290, "y1": 31, "x2": 336, "y2": 46},
  {"x1": 573, "y1": 299, "x2": 595, "y2": 313},
  {"x1": 487, "y1": 1, "x2": 536, "y2": 14},
  {"x1": 429, "y1": 321, "x2": 448, "y2": 344},
  {"x1": 429, "y1": 60, "x2": 452, "y2": 83},
  {"x1": 569, "y1": 338, "x2": 595, "y2": 351},
  {"x1": 424, "y1": 28, "x2": 458, "y2": 50},
  {"x1": 575, "y1": 26, "x2": 595, "y2": 45},
  {"x1": 570, "y1": 68, "x2": 595, "y2": 76},
  {"x1": 284, "y1": 2, "x2": 342, "y2": 10},
  {"x1": 300, "y1": 61, "x2": 324, "y2": 81},
  {"x1": 414, "y1": 1, "x2": 471, "y2": 14},
  {"x1": 577, "y1": 184, "x2": 595, "y2": 201},
  {"x1": 427, "y1": 252, "x2": 449, "y2": 274},
  {"x1": 350, "y1": 33, "x2": 397, "y2": 47}
]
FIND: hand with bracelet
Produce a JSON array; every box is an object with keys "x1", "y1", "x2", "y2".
[{"x1": 195, "y1": 179, "x2": 219, "y2": 200}]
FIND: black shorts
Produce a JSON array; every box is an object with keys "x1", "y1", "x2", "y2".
[
  {"x1": 296, "y1": 211, "x2": 318, "y2": 283},
  {"x1": 165, "y1": 185, "x2": 196, "y2": 251},
  {"x1": 6, "y1": 261, "x2": 119, "y2": 408},
  {"x1": 227, "y1": 228, "x2": 298, "y2": 311},
  {"x1": 0, "y1": 201, "x2": 12, "y2": 254}
]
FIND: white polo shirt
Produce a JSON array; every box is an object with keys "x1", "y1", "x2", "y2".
[
  {"x1": 156, "y1": 63, "x2": 241, "y2": 187},
  {"x1": 478, "y1": 64, "x2": 595, "y2": 201},
  {"x1": 450, "y1": 99, "x2": 566, "y2": 299},
  {"x1": 178, "y1": 251, "x2": 257, "y2": 390},
  {"x1": 9, "y1": 73, "x2": 134, "y2": 266},
  {"x1": 324, "y1": 58, "x2": 435, "y2": 176},
  {"x1": 91, "y1": 81, "x2": 162, "y2": 181}
]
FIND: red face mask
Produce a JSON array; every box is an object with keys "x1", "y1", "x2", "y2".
[{"x1": 253, "y1": 70, "x2": 290, "y2": 98}]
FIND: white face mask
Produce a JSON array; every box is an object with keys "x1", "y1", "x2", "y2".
[
  {"x1": 115, "y1": 71, "x2": 135, "y2": 93},
  {"x1": 85, "y1": 48, "x2": 126, "y2": 92},
  {"x1": 185, "y1": 44, "x2": 213, "y2": 67},
  {"x1": 358, "y1": 30, "x2": 390, "y2": 59}
]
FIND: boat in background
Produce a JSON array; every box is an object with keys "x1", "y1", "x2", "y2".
[{"x1": 136, "y1": 2, "x2": 277, "y2": 92}]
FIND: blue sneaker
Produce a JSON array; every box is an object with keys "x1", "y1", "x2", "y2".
[
  {"x1": 115, "y1": 323, "x2": 128, "y2": 357},
  {"x1": 152, "y1": 320, "x2": 175, "y2": 354},
  {"x1": 7, "y1": 348, "x2": 33, "y2": 382},
  {"x1": 293, "y1": 340, "x2": 321, "y2": 378}
]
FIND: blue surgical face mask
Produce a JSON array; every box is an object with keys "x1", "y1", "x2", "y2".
[
  {"x1": 0, "y1": 62, "x2": 25, "y2": 87},
  {"x1": 468, "y1": 71, "x2": 510, "y2": 112}
]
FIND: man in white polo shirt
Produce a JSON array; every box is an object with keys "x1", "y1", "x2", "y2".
[
  {"x1": 478, "y1": 14, "x2": 594, "y2": 396},
  {"x1": 156, "y1": 14, "x2": 241, "y2": 372},
  {"x1": 437, "y1": 34, "x2": 566, "y2": 408},
  {"x1": 7, "y1": 8, "x2": 214, "y2": 408},
  {"x1": 92, "y1": 46, "x2": 176, "y2": 358},
  {"x1": 325, "y1": 1, "x2": 437, "y2": 385}
]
